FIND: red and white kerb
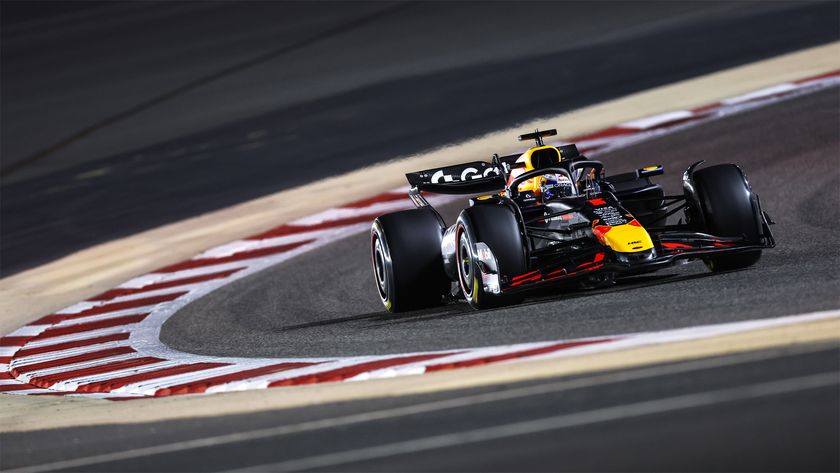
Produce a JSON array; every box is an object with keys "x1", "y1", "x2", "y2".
[{"x1": 2, "y1": 70, "x2": 838, "y2": 400}]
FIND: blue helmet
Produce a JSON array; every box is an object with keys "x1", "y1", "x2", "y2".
[{"x1": 540, "y1": 174, "x2": 575, "y2": 202}]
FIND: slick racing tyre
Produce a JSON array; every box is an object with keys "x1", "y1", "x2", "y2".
[
  {"x1": 456, "y1": 205, "x2": 526, "y2": 310},
  {"x1": 371, "y1": 208, "x2": 450, "y2": 313},
  {"x1": 692, "y1": 164, "x2": 762, "y2": 272}
]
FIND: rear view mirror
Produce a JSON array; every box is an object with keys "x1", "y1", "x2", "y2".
[{"x1": 638, "y1": 165, "x2": 664, "y2": 178}]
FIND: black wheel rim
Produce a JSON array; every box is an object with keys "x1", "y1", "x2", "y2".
[
  {"x1": 372, "y1": 236, "x2": 388, "y2": 300},
  {"x1": 458, "y1": 230, "x2": 473, "y2": 298}
]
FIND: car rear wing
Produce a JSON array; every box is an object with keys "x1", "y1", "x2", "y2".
[
  {"x1": 405, "y1": 144, "x2": 584, "y2": 194},
  {"x1": 405, "y1": 161, "x2": 506, "y2": 195}
]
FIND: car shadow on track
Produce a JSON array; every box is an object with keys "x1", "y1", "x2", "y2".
[
  {"x1": 276, "y1": 267, "x2": 734, "y2": 332},
  {"x1": 373, "y1": 270, "x2": 724, "y2": 328}
]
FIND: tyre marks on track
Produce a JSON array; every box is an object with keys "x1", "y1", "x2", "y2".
[{"x1": 1, "y1": 71, "x2": 838, "y2": 400}]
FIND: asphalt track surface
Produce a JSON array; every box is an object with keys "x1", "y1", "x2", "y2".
[
  {"x1": 162, "y1": 87, "x2": 840, "y2": 359},
  {"x1": 2, "y1": 344, "x2": 837, "y2": 471},
  {"x1": 2, "y1": 1, "x2": 839, "y2": 276},
  {"x1": 2, "y1": 4, "x2": 839, "y2": 472}
]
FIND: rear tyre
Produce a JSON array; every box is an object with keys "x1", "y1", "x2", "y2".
[
  {"x1": 456, "y1": 205, "x2": 527, "y2": 310},
  {"x1": 371, "y1": 208, "x2": 450, "y2": 313},
  {"x1": 692, "y1": 164, "x2": 762, "y2": 272}
]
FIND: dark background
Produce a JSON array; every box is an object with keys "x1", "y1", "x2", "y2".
[
  {"x1": 1, "y1": 1, "x2": 838, "y2": 276},
  {"x1": 1, "y1": 3, "x2": 838, "y2": 472}
]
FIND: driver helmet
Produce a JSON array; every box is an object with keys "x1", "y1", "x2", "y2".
[{"x1": 539, "y1": 173, "x2": 575, "y2": 202}]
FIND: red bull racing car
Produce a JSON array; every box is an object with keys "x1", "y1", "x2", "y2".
[{"x1": 370, "y1": 129, "x2": 775, "y2": 312}]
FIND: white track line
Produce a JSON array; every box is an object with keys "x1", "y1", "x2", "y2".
[
  {"x1": 198, "y1": 224, "x2": 371, "y2": 259},
  {"x1": 46, "y1": 308, "x2": 157, "y2": 328},
  {"x1": 7, "y1": 348, "x2": 835, "y2": 473},
  {"x1": 18, "y1": 327, "x2": 131, "y2": 349},
  {"x1": 116, "y1": 263, "x2": 249, "y2": 288},
  {"x1": 52, "y1": 361, "x2": 183, "y2": 390},
  {"x1": 236, "y1": 373, "x2": 838, "y2": 472},
  {"x1": 85, "y1": 285, "x2": 201, "y2": 305},
  {"x1": 14, "y1": 354, "x2": 141, "y2": 381},
  {"x1": 1, "y1": 72, "x2": 838, "y2": 400},
  {"x1": 620, "y1": 110, "x2": 696, "y2": 129},
  {"x1": 10, "y1": 341, "x2": 134, "y2": 366},
  {"x1": 4, "y1": 325, "x2": 50, "y2": 337}
]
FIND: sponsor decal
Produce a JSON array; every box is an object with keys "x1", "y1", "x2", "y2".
[
  {"x1": 1, "y1": 70, "x2": 838, "y2": 399},
  {"x1": 431, "y1": 166, "x2": 500, "y2": 184},
  {"x1": 591, "y1": 205, "x2": 629, "y2": 227}
]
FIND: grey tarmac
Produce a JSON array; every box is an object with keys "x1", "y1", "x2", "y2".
[{"x1": 163, "y1": 88, "x2": 840, "y2": 358}]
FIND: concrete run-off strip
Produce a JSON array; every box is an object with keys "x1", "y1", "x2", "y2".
[
  {"x1": 0, "y1": 47, "x2": 837, "y2": 428},
  {"x1": 1, "y1": 42, "x2": 837, "y2": 333}
]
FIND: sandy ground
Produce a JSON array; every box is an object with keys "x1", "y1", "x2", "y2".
[
  {"x1": 1, "y1": 314, "x2": 837, "y2": 433},
  {"x1": 1, "y1": 43, "x2": 837, "y2": 336},
  {"x1": 0, "y1": 43, "x2": 837, "y2": 432}
]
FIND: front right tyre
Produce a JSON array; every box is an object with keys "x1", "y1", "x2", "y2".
[{"x1": 691, "y1": 163, "x2": 763, "y2": 272}]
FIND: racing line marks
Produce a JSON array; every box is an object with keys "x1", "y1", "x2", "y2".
[
  {"x1": 1, "y1": 71, "x2": 839, "y2": 399},
  {"x1": 8, "y1": 347, "x2": 836, "y2": 473}
]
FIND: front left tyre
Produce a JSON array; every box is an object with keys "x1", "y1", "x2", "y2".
[{"x1": 371, "y1": 208, "x2": 450, "y2": 313}]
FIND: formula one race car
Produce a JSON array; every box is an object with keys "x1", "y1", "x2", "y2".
[{"x1": 370, "y1": 129, "x2": 775, "y2": 312}]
